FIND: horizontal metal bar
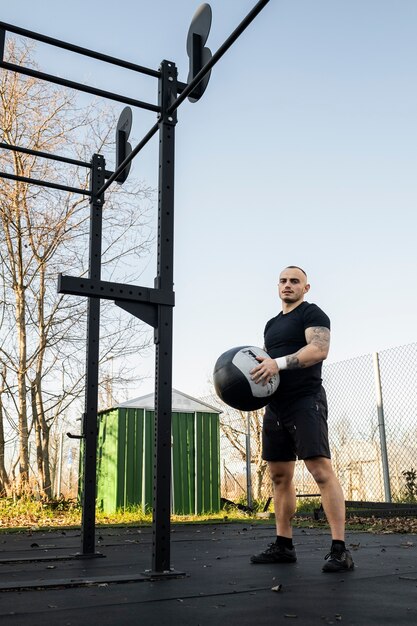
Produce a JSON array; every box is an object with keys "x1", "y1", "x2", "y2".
[
  {"x1": 0, "y1": 554, "x2": 89, "y2": 564},
  {"x1": 0, "y1": 142, "x2": 91, "y2": 168},
  {"x1": 346, "y1": 509, "x2": 417, "y2": 518},
  {"x1": 0, "y1": 170, "x2": 91, "y2": 195},
  {"x1": 296, "y1": 493, "x2": 321, "y2": 498},
  {"x1": 0, "y1": 20, "x2": 160, "y2": 78},
  {"x1": 0, "y1": 61, "x2": 160, "y2": 113},
  {"x1": 97, "y1": 121, "x2": 159, "y2": 196},
  {"x1": 346, "y1": 500, "x2": 417, "y2": 510},
  {"x1": 168, "y1": 0, "x2": 270, "y2": 114},
  {"x1": 0, "y1": 572, "x2": 150, "y2": 592},
  {"x1": 58, "y1": 274, "x2": 175, "y2": 306}
]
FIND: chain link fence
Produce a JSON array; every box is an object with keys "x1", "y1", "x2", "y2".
[{"x1": 217, "y1": 342, "x2": 417, "y2": 505}]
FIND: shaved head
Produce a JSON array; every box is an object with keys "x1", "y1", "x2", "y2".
[{"x1": 285, "y1": 265, "x2": 307, "y2": 280}]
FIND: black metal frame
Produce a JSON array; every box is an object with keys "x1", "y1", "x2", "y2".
[
  {"x1": 79, "y1": 154, "x2": 106, "y2": 556},
  {"x1": 0, "y1": 0, "x2": 270, "y2": 577}
]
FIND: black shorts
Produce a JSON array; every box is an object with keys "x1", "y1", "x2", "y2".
[{"x1": 262, "y1": 387, "x2": 330, "y2": 462}]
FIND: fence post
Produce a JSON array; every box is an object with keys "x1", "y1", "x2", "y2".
[
  {"x1": 246, "y1": 412, "x2": 252, "y2": 509},
  {"x1": 55, "y1": 432, "x2": 64, "y2": 498},
  {"x1": 372, "y1": 352, "x2": 392, "y2": 502}
]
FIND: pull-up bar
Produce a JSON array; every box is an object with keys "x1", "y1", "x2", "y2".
[
  {"x1": 0, "y1": 170, "x2": 91, "y2": 196},
  {"x1": 0, "y1": 21, "x2": 160, "y2": 112},
  {"x1": 0, "y1": 141, "x2": 92, "y2": 169},
  {"x1": 0, "y1": 142, "x2": 114, "y2": 182},
  {"x1": 0, "y1": 60, "x2": 160, "y2": 112},
  {"x1": 0, "y1": 19, "x2": 160, "y2": 78},
  {"x1": 0, "y1": 142, "x2": 116, "y2": 195}
]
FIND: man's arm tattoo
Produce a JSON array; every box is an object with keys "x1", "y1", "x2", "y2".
[
  {"x1": 286, "y1": 355, "x2": 303, "y2": 369},
  {"x1": 285, "y1": 327, "x2": 330, "y2": 370},
  {"x1": 305, "y1": 326, "x2": 331, "y2": 352}
]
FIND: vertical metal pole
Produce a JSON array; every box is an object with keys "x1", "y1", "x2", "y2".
[
  {"x1": 0, "y1": 28, "x2": 5, "y2": 61},
  {"x1": 372, "y1": 351, "x2": 392, "y2": 502},
  {"x1": 81, "y1": 153, "x2": 105, "y2": 554},
  {"x1": 56, "y1": 432, "x2": 64, "y2": 498},
  {"x1": 246, "y1": 412, "x2": 252, "y2": 509},
  {"x1": 152, "y1": 60, "x2": 177, "y2": 573}
]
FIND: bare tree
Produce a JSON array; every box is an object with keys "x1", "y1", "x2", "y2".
[
  {"x1": 0, "y1": 38, "x2": 154, "y2": 496},
  {"x1": 220, "y1": 406, "x2": 268, "y2": 500}
]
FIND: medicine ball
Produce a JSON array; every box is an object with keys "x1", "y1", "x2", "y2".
[{"x1": 213, "y1": 345, "x2": 279, "y2": 411}]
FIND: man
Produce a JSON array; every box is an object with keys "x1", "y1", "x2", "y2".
[{"x1": 249, "y1": 266, "x2": 354, "y2": 573}]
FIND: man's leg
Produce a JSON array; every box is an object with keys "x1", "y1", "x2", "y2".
[
  {"x1": 269, "y1": 460, "x2": 296, "y2": 537},
  {"x1": 250, "y1": 460, "x2": 297, "y2": 564},
  {"x1": 304, "y1": 456, "x2": 345, "y2": 539},
  {"x1": 304, "y1": 456, "x2": 354, "y2": 571}
]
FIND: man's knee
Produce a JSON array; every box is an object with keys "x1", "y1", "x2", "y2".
[
  {"x1": 305, "y1": 457, "x2": 335, "y2": 486},
  {"x1": 268, "y1": 461, "x2": 294, "y2": 488}
]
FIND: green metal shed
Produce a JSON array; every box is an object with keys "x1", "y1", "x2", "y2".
[{"x1": 96, "y1": 389, "x2": 221, "y2": 515}]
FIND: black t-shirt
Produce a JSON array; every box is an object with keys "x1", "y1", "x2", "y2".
[{"x1": 264, "y1": 301, "x2": 330, "y2": 404}]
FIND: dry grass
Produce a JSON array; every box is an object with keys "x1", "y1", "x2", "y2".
[{"x1": 0, "y1": 498, "x2": 416, "y2": 534}]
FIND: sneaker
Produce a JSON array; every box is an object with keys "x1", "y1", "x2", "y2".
[
  {"x1": 322, "y1": 547, "x2": 354, "y2": 572},
  {"x1": 250, "y1": 542, "x2": 297, "y2": 564}
]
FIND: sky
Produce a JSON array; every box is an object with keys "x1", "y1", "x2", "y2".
[{"x1": 1, "y1": 0, "x2": 417, "y2": 401}]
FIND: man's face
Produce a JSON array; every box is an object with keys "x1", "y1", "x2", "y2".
[{"x1": 278, "y1": 268, "x2": 310, "y2": 304}]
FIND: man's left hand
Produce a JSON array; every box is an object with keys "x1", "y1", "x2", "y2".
[{"x1": 250, "y1": 356, "x2": 278, "y2": 386}]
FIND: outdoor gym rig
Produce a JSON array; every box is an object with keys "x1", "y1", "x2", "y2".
[{"x1": 0, "y1": 1, "x2": 270, "y2": 580}]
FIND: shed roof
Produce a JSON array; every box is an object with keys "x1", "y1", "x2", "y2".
[{"x1": 117, "y1": 388, "x2": 222, "y2": 414}]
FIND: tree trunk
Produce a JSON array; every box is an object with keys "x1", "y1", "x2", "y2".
[
  {"x1": 254, "y1": 461, "x2": 268, "y2": 500},
  {"x1": 15, "y1": 283, "x2": 30, "y2": 491},
  {"x1": 0, "y1": 371, "x2": 11, "y2": 494},
  {"x1": 37, "y1": 385, "x2": 53, "y2": 499},
  {"x1": 34, "y1": 263, "x2": 52, "y2": 499},
  {"x1": 31, "y1": 383, "x2": 45, "y2": 496},
  {"x1": 31, "y1": 378, "x2": 53, "y2": 499}
]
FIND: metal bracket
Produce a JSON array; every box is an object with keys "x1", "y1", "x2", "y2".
[
  {"x1": 58, "y1": 275, "x2": 174, "y2": 307},
  {"x1": 115, "y1": 300, "x2": 158, "y2": 328},
  {"x1": 158, "y1": 60, "x2": 178, "y2": 126},
  {"x1": 67, "y1": 431, "x2": 84, "y2": 440}
]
